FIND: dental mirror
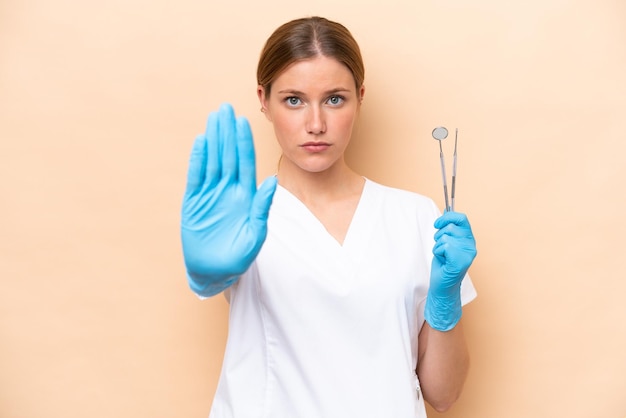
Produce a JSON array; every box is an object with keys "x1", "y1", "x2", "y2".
[
  {"x1": 432, "y1": 127, "x2": 448, "y2": 141},
  {"x1": 432, "y1": 126, "x2": 450, "y2": 211}
]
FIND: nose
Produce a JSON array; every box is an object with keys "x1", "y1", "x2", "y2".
[{"x1": 305, "y1": 105, "x2": 326, "y2": 134}]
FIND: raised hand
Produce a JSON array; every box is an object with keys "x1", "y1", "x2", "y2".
[
  {"x1": 181, "y1": 103, "x2": 277, "y2": 297},
  {"x1": 424, "y1": 212, "x2": 477, "y2": 331}
]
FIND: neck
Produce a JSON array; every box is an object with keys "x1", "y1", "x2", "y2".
[{"x1": 276, "y1": 157, "x2": 363, "y2": 204}]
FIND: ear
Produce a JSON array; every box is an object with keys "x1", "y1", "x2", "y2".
[
  {"x1": 358, "y1": 84, "x2": 366, "y2": 103},
  {"x1": 257, "y1": 85, "x2": 272, "y2": 121}
]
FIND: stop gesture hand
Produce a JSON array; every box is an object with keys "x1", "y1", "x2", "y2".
[{"x1": 181, "y1": 103, "x2": 277, "y2": 297}]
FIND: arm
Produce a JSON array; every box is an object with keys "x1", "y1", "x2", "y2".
[
  {"x1": 417, "y1": 319, "x2": 470, "y2": 412},
  {"x1": 417, "y1": 211, "x2": 476, "y2": 411}
]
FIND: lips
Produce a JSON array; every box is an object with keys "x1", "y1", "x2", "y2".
[{"x1": 300, "y1": 142, "x2": 331, "y2": 152}]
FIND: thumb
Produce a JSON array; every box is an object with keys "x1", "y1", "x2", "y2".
[{"x1": 249, "y1": 176, "x2": 278, "y2": 230}]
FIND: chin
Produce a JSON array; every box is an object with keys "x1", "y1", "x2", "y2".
[{"x1": 298, "y1": 160, "x2": 338, "y2": 174}]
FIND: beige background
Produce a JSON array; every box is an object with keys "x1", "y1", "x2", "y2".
[{"x1": 1, "y1": 0, "x2": 625, "y2": 417}]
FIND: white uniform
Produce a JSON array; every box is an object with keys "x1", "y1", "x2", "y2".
[{"x1": 207, "y1": 179, "x2": 477, "y2": 418}]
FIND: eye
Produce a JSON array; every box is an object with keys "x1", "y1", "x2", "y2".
[
  {"x1": 285, "y1": 96, "x2": 302, "y2": 107},
  {"x1": 327, "y1": 95, "x2": 345, "y2": 106}
]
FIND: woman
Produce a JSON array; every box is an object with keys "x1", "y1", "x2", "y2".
[{"x1": 181, "y1": 16, "x2": 477, "y2": 417}]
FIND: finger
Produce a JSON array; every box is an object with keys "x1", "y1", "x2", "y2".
[
  {"x1": 433, "y1": 211, "x2": 469, "y2": 230},
  {"x1": 249, "y1": 176, "x2": 278, "y2": 229},
  {"x1": 205, "y1": 109, "x2": 221, "y2": 189},
  {"x1": 220, "y1": 103, "x2": 238, "y2": 182},
  {"x1": 433, "y1": 233, "x2": 477, "y2": 264},
  {"x1": 434, "y1": 213, "x2": 473, "y2": 242},
  {"x1": 434, "y1": 224, "x2": 460, "y2": 241},
  {"x1": 434, "y1": 229, "x2": 477, "y2": 253},
  {"x1": 432, "y1": 239, "x2": 447, "y2": 258},
  {"x1": 184, "y1": 134, "x2": 208, "y2": 195},
  {"x1": 237, "y1": 116, "x2": 257, "y2": 195}
]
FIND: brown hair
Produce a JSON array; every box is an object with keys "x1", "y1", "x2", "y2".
[{"x1": 257, "y1": 16, "x2": 365, "y2": 96}]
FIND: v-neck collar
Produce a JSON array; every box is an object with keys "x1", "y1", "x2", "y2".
[{"x1": 272, "y1": 178, "x2": 380, "y2": 264}]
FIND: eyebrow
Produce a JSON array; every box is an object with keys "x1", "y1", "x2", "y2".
[{"x1": 276, "y1": 88, "x2": 352, "y2": 95}]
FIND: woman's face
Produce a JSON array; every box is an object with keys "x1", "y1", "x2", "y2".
[{"x1": 258, "y1": 55, "x2": 364, "y2": 175}]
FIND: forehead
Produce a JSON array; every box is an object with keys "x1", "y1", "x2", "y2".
[{"x1": 272, "y1": 56, "x2": 356, "y2": 93}]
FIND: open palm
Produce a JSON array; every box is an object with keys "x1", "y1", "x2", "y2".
[{"x1": 181, "y1": 103, "x2": 277, "y2": 297}]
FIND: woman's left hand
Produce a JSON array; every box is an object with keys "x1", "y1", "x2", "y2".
[{"x1": 424, "y1": 211, "x2": 477, "y2": 331}]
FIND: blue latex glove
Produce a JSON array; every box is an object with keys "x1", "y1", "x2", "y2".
[
  {"x1": 181, "y1": 103, "x2": 277, "y2": 297},
  {"x1": 424, "y1": 211, "x2": 477, "y2": 331}
]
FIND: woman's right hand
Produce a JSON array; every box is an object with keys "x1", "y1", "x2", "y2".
[{"x1": 181, "y1": 103, "x2": 277, "y2": 297}]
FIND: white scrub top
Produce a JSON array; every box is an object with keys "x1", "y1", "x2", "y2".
[{"x1": 207, "y1": 179, "x2": 477, "y2": 418}]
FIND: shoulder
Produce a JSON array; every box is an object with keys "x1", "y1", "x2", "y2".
[
  {"x1": 364, "y1": 178, "x2": 440, "y2": 214},
  {"x1": 361, "y1": 178, "x2": 441, "y2": 245}
]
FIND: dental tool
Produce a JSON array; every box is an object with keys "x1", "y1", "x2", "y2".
[
  {"x1": 451, "y1": 128, "x2": 458, "y2": 212},
  {"x1": 431, "y1": 126, "x2": 458, "y2": 212}
]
